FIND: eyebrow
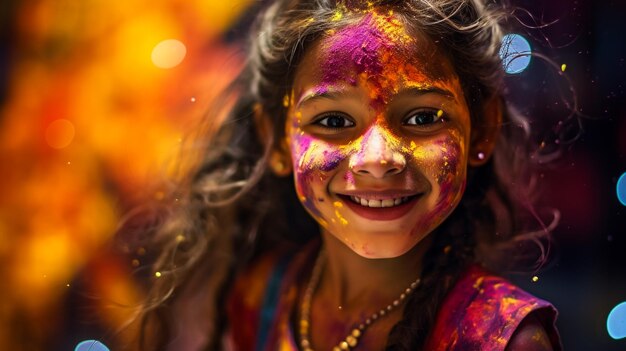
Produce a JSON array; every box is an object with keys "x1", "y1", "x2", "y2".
[
  {"x1": 295, "y1": 89, "x2": 349, "y2": 109},
  {"x1": 295, "y1": 85, "x2": 457, "y2": 109},
  {"x1": 394, "y1": 86, "x2": 456, "y2": 100}
]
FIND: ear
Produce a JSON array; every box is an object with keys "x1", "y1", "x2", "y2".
[
  {"x1": 253, "y1": 104, "x2": 292, "y2": 176},
  {"x1": 468, "y1": 95, "x2": 502, "y2": 167}
]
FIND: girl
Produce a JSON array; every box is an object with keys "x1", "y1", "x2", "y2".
[{"x1": 136, "y1": 0, "x2": 562, "y2": 350}]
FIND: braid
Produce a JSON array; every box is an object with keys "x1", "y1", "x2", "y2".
[{"x1": 385, "y1": 209, "x2": 475, "y2": 350}]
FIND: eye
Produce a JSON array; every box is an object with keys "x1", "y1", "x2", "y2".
[
  {"x1": 314, "y1": 113, "x2": 355, "y2": 129},
  {"x1": 404, "y1": 109, "x2": 445, "y2": 126}
]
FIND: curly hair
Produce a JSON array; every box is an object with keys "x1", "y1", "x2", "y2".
[{"x1": 131, "y1": 0, "x2": 553, "y2": 350}]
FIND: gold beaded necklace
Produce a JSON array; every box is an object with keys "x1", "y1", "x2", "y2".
[{"x1": 298, "y1": 251, "x2": 421, "y2": 351}]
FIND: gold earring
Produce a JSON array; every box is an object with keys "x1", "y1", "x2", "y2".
[
  {"x1": 270, "y1": 151, "x2": 290, "y2": 176},
  {"x1": 273, "y1": 160, "x2": 286, "y2": 172}
]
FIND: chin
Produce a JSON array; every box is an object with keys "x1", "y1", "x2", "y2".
[{"x1": 341, "y1": 232, "x2": 422, "y2": 259}]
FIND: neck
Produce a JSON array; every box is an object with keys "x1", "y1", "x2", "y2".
[{"x1": 318, "y1": 231, "x2": 433, "y2": 309}]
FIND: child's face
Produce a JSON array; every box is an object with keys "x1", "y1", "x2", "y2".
[{"x1": 283, "y1": 13, "x2": 471, "y2": 258}]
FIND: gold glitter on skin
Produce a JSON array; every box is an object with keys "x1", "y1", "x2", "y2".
[{"x1": 333, "y1": 201, "x2": 349, "y2": 226}]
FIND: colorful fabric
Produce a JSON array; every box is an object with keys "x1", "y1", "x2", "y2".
[
  {"x1": 423, "y1": 265, "x2": 561, "y2": 350},
  {"x1": 227, "y1": 245, "x2": 561, "y2": 351}
]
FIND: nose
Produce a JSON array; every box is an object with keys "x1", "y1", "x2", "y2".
[{"x1": 349, "y1": 124, "x2": 406, "y2": 178}]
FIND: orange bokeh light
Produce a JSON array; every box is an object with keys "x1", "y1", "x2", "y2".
[
  {"x1": 45, "y1": 119, "x2": 75, "y2": 149},
  {"x1": 151, "y1": 39, "x2": 187, "y2": 69}
]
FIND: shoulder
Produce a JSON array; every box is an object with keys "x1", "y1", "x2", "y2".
[
  {"x1": 505, "y1": 313, "x2": 555, "y2": 351},
  {"x1": 425, "y1": 265, "x2": 561, "y2": 351}
]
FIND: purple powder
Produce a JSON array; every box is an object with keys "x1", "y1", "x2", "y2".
[
  {"x1": 322, "y1": 14, "x2": 385, "y2": 84},
  {"x1": 319, "y1": 149, "x2": 344, "y2": 172}
]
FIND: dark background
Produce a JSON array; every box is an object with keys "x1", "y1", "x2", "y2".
[{"x1": 505, "y1": 1, "x2": 626, "y2": 350}]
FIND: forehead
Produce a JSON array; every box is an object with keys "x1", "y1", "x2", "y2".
[{"x1": 293, "y1": 12, "x2": 460, "y2": 97}]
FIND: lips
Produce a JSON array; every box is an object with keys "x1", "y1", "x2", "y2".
[{"x1": 338, "y1": 192, "x2": 420, "y2": 221}]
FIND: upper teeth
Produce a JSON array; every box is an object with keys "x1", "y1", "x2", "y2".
[{"x1": 349, "y1": 196, "x2": 410, "y2": 208}]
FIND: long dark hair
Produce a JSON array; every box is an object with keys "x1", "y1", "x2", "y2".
[{"x1": 132, "y1": 0, "x2": 552, "y2": 350}]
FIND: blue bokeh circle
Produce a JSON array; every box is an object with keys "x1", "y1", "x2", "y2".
[
  {"x1": 608, "y1": 301, "x2": 626, "y2": 339},
  {"x1": 499, "y1": 33, "x2": 532, "y2": 74},
  {"x1": 617, "y1": 172, "x2": 626, "y2": 206},
  {"x1": 75, "y1": 340, "x2": 110, "y2": 351}
]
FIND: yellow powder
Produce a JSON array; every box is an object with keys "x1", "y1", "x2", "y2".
[{"x1": 331, "y1": 10, "x2": 343, "y2": 21}]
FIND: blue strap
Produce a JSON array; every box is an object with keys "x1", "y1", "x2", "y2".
[{"x1": 254, "y1": 254, "x2": 293, "y2": 351}]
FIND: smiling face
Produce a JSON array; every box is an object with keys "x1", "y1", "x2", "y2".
[{"x1": 282, "y1": 12, "x2": 472, "y2": 258}]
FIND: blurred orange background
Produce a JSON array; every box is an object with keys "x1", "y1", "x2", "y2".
[{"x1": 0, "y1": 0, "x2": 252, "y2": 349}]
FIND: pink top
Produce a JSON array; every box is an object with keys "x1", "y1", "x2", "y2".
[
  {"x1": 227, "y1": 244, "x2": 561, "y2": 351},
  {"x1": 423, "y1": 265, "x2": 561, "y2": 350}
]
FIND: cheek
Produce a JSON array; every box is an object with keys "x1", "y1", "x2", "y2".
[
  {"x1": 432, "y1": 135, "x2": 465, "y2": 186},
  {"x1": 409, "y1": 133, "x2": 467, "y2": 232},
  {"x1": 408, "y1": 132, "x2": 465, "y2": 185},
  {"x1": 289, "y1": 133, "x2": 349, "y2": 207}
]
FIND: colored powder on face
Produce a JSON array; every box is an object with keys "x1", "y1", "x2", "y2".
[
  {"x1": 288, "y1": 9, "x2": 469, "y2": 239},
  {"x1": 347, "y1": 121, "x2": 403, "y2": 168},
  {"x1": 427, "y1": 131, "x2": 464, "y2": 215},
  {"x1": 370, "y1": 13, "x2": 413, "y2": 45},
  {"x1": 291, "y1": 122, "x2": 407, "y2": 227},
  {"x1": 308, "y1": 4, "x2": 458, "y2": 113},
  {"x1": 295, "y1": 173, "x2": 325, "y2": 221},
  {"x1": 412, "y1": 174, "x2": 466, "y2": 238},
  {"x1": 404, "y1": 135, "x2": 461, "y2": 187},
  {"x1": 319, "y1": 149, "x2": 344, "y2": 171},
  {"x1": 343, "y1": 170, "x2": 355, "y2": 185},
  {"x1": 293, "y1": 134, "x2": 313, "y2": 167},
  {"x1": 311, "y1": 85, "x2": 329, "y2": 97},
  {"x1": 405, "y1": 131, "x2": 464, "y2": 184},
  {"x1": 292, "y1": 135, "x2": 326, "y2": 221},
  {"x1": 333, "y1": 201, "x2": 349, "y2": 225},
  {"x1": 418, "y1": 178, "x2": 454, "y2": 232},
  {"x1": 322, "y1": 15, "x2": 385, "y2": 82},
  {"x1": 295, "y1": 121, "x2": 405, "y2": 182},
  {"x1": 295, "y1": 136, "x2": 347, "y2": 174},
  {"x1": 408, "y1": 143, "x2": 433, "y2": 161},
  {"x1": 411, "y1": 131, "x2": 466, "y2": 235},
  {"x1": 433, "y1": 137, "x2": 462, "y2": 183},
  {"x1": 437, "y1": 177, "x2": 464, "y2": 218},
  {"x1": 309, "y1": 7, "x2": 456, "y2": 115},
  {"x1": 320, "y1": 12, "x2": 418, "y2": 107},
  {"x1": 291, "y1": 131, "x2": 352, "y2": 222}
]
